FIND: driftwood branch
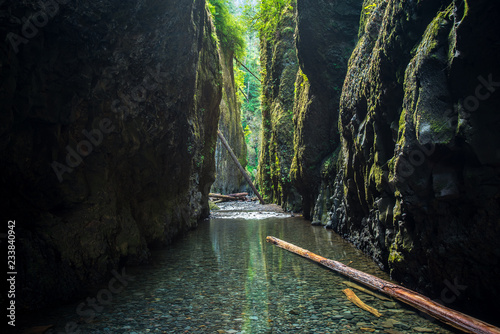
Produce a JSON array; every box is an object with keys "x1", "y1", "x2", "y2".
[
  {"x1": 343, "y1": 288, "x2": 382, "y2": 317},
  {"x1": 227, "y1": 192, "x2": 249, "y2": 197},
  {"x1": 266, "y1": 236, "x2": 500, "y2": 334},
  {"x1": 342, "y1": 281, "x2": 390, "y2": 301}
]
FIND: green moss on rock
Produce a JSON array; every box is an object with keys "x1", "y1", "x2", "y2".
[{"x1": 257, "y1": 2, "x2": 300, "y2": 210}]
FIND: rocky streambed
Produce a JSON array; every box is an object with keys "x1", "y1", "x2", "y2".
[{"x1": 18, "y1": 202, "x2": 459, "y2": 333}]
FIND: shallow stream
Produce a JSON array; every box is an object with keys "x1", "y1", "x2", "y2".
[{"x1": 21, "y1": 203, "x2": 459, "y2": 333}]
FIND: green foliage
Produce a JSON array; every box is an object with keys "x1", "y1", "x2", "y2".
[
  {"x1": 282, "y1": 26, "x2": 295, "y2": 35},
  {"x1": 243, "y1": 125, "x2": 252, "y2": 142},
  {"x1": 214, "y1": 0, "x2": 263, "y2": 182},
  {"x1": 234, "y1": 65, "x2": 245, "y2": 96},
  {"x1": 207, "y1": 0, "x2": 246, "y2": 58},
  {"x1": 253, "y1": 0, "x2": 293, "y2": 40},
  {"x1": 234, "y1": 2, "x2": 263, "y2": 179},
  {"x1": 209, "y1": 201, "x2": 221, "y2": 211}
]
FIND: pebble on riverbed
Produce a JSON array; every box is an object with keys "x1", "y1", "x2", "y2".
[{"x1": 25, "y1": 207, "x2": 458, "y2": 334}]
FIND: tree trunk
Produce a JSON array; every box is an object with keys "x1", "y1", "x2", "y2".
[
  {"x1": 209, "y1": 193, "x2": 246, "y2": 201},
  {"x1": 227, "y1": 192, "x2": 249, "y2": 197},
  {"x1": 266, "y1": 236, "x2": 500, "y2": 334},
  {"x1": 234, "y1": 57, "x2": 262, "y2": 83},
  {"x1": 217, "y1": 130, "x2": 265, "y2": 204}
]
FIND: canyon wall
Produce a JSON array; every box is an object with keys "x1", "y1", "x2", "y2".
[
  {"x1": 212, "y1": 51, "x2": 248, "y2": 195},
  {"x1": 256, "y1": 0, "x2": 362, "y2": 215},
  {"x1": 292, "y1": 0, "x2": 363, "y2": 219},
  {"x1": 325, "y1": 0, "x2": 500, "y2": 318},
  {"x1": 1, "y1": 0, "x2": 222, "y2": 309},
  {"x1": 257, "y1": 2, "x2": 301, "y2": 211},
  {"x1": 258, "y1": 0, "x2": 500, "y2": 318}
]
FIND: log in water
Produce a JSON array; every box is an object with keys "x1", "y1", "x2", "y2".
[{"x1": 266, "y1": 236, "x2": 500, "y2": 334}]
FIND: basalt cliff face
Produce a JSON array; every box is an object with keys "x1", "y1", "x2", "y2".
[
  {"x1": 212, "y1": 51, "x2": 248, "y2": 195},
  {"x1": 325, "y1": 0, "x2": 500, "y2": 317},
  {"x1": 292, "y1": 0, "x2": 363, "y2": 219},
  {"x1": 256, "y1": 0, "x2": 363, "y2": 215},
  {"x1": 1, "y1": 0, "x2": 222, "y2": 309},
  {"x1": 257, "y1": 2, "x2": 301, "y2": 211},
  {"x1": 258, "y1": 0, "x2": 500, "y2": 318}
]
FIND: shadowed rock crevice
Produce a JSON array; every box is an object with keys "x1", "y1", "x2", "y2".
[{"x1": 293, "y1": 0, "x2": 364, "y2": 219}]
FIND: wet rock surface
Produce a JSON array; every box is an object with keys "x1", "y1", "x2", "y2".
[{"x1": 212, "y1": 200, "x2": 293, "y2": 220}]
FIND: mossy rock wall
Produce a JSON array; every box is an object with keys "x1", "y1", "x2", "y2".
[
  {"x1": 212, "y1": 51, "x2": 248, "y2": 194},
  {"x1": 327, "y1": 0, "x2": 500, "y2": 318},
  {"x1": 0, "y1": 0, "x2": 222, "y2": 310},
  {"x1": 292, "y1": 0, "x2": 363, "y2": 219},
  {"x1": 257, "y1": 2, "x2": 301, "y2": 211}
]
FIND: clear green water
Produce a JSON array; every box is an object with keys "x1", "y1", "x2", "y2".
[{"x1": 22, "y1": 216, "x2": 459, "y2": 333}]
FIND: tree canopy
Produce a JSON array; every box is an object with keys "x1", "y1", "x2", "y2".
[
  {"x1": 243, "y1": 0, "x2": 293, "y2": 40},
  {"x1": 207, "y1": 0, "x2": 246, "y2": 58}
]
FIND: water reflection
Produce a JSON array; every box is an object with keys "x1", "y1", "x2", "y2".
[{"x1": 21, "y1": 217, "x2": 458, "y2": 333}]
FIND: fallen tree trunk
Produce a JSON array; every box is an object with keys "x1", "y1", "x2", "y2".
[
  {"x1": 234, "y1": 57, "x2": 262, "y2": 83},
  {"x1": 227, "y1": 192, "x2": 249, "y2": 198},
  {"x1": 209, "y1": 193, "x2": 245, "y2": 201},
  {"x1": 266, "y1": 236, "x2": 500, "y2": 334},
  {"x1": 217, "y1": 130, "x2": 265, "y2": 205}
]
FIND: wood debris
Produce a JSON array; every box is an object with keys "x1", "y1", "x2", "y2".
[{"x1": 343, "y1": 288, "x2": 382, "y2": 317}]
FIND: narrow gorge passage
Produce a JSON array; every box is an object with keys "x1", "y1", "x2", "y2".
[
  {"x1": 1, "y1": 0, "x2": 500, "y2": 333},
  {"x1": 20, "y1": 203, "x2": 460, "y2": 333}
]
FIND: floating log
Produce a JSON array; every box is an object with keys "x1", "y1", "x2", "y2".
[
  {"x1": 217, "y1": 130, "x2": 265, "y2": 204},
  {"x1": 266, "y1": 236, "x2": 500, "y2": 334},
  {"x1": 342, "y1": 281, "x2": 390, "y2": 301},
  {"x1": 343, "y1": 288, "x2": 382, "y2": 317}
]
